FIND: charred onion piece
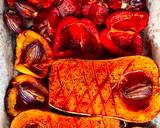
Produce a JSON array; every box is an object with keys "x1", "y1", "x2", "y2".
[
  {"x1": 15, "y1": 1, "x2": 38, "y2": 19},
  {"x1": 5, "y1": 75, "x2": 48, "y2": 117},
  {"x1": 3, "y1": 10, "x2": 23, "y2": 33},
  {"x1": 15, "y1": 30, "x2": 53, "y2": 78},
  {"x1": 19, "y1": 81, "x2": 48, "y2": 105}
]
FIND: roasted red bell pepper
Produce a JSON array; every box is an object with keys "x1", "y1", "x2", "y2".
[
  {"x1": 100, "y1": 11, "x2": 148, "y2": 56},
  {"x1": 100, "y1": 29, "x2": 142, "y2": 56},
  {"x1": 53, "y1": 16, "x2": 103, "y2": 59},
  {"x1": 106, "y1": 11, "x2": 149, "y2": 32}
]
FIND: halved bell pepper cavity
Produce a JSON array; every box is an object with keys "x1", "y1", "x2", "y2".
[
  {"x1": 5, "y1": 75, "x2": 48, "y2": 117},
  {"x1": 106, "y1": 11, "x2": 149, "y2": 32},
  {"x1": 49, "y1": 56, "x2": 160, "y2": 123},
  {"x1": 53, "y1": 16, "x2": 103, "y2": 59},
  {"x1": 10, "y1": 109, "x2": 120, "y2": 128},
  {"x1": 15, "y1": 30, "x2": 53, "y2": 78},
  {"x1": 100, "y1": 29, "x2": 142, "y2": 56},
  {"x1": 100, "y1": 11, "x2": 148, "y2": 56}
]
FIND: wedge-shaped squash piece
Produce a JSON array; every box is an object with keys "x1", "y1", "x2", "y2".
[
  {"x1": 15, "y1": 30, "x2": 53, "y2": 78},
  {"x1": 10, "y1": 109, "x2": 120, "y2": 128},
  {"x1": 49, "y1": 56, "x2": 160, "y2": 123},
  {"x1": 5, "y1": 75, "x2": 48, "y2": 117}
]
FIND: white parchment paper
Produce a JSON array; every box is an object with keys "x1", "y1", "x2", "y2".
[{"x1": 0, "y1": 1, "x2": 14, "y2": 128}]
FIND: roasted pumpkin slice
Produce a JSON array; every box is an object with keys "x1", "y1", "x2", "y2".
[
  {"x1": 15, "y1": 30, "x2": 53, "y2": 78},
  {"x1": 5, "y1": 75, "x2": 48, "y2": 117},
  {"x1": 10, "y1": 109, "x2": 120, "y2": 128},
  {"x1": 49, "y1": 56, "x2": 160, "y2": 123}
]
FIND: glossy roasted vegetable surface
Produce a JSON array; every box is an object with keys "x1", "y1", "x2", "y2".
[
  {"x1": 5, "y1": 75, "x2": 48, "y2": 117},
  {"x1": 10, "y1": 109, "x2": 120, "y2": 128},
  {"x1": 3, "y1": 0, "x2": 160, "y2": 127},
  {"x1": 49, "y1": 56, "x2": 160, "y2": 123},
  {"x1": 15, "y1": 30, "x2": 53, "y2": 78}
]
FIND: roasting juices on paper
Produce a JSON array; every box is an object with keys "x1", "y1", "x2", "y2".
[{"x1": 2, "y1": 0, "x2": 160, "y2": 127}]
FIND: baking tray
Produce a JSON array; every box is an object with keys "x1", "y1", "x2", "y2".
[{"x1": 0, "y1": 0, "x2": 160, "y2": 127}]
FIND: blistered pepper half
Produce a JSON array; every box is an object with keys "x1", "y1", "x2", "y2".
[
  {"x1": 100, "y1": 29, "x2": 142, "y2": 56},
  {"x1": 100, "y1": 11, "x2": 148, "y2": 56},
  {"x1": 106, "y1": 11, "x2": 149, "y2": 32},
  {"x1": 15, "y1": 30, "x2": 53, "y2": 78},
  {"x1": 53, "y1": 16, "x2": 103, "y2": 59}
]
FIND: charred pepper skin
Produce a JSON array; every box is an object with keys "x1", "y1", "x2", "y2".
[{"x1": 100, "y1": 11, "x2": 148, "y2": 56}]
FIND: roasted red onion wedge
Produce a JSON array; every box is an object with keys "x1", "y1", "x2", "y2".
[
  {"x1": 3, "y1": 10, "x2": 23, "y2": 33},
  {"x1": 15, "y1": 1, "x2": 38, "y2": 19}
]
